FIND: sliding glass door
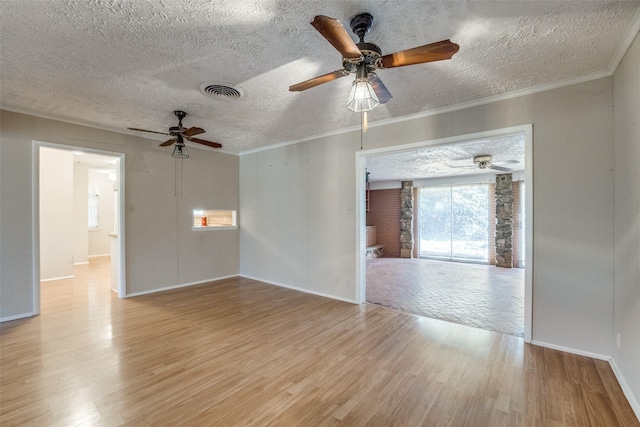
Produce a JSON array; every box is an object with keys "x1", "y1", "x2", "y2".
[{"x1": 419, "y1": 184, "x2": 490, "y2": 262}]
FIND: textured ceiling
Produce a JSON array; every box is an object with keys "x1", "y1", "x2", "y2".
[
  {"x1": 366, "y1": 133, "x2": 525, "y2": 182},
  {"x1": 1, "y1": 1, "x2": 639, "y2": 155}
]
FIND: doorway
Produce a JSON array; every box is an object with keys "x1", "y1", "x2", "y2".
[
  {"x1": 34, "y1": 142, "x2": 125, "y2": 314},
  {"x1": 355, "y1": 125, "x2": 533, "y2": 342}
]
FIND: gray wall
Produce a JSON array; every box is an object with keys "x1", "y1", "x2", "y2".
[
  {"x1": 240, "y1": 77, "x2": 615, "y2": 356},
  {"x1": 0, "y1": 111, "x2": 239, "y2": 319},
  {"x1": 613, "y1": 31, "x2": 640, "y2": 415}
]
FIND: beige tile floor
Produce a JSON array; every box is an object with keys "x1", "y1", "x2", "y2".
[{"x1": 366, "y1": 257, "x2": 525, "y2": 337}]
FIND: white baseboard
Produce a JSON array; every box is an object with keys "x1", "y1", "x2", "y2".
[
  {"x1": 73, "y1": 261, "x2": 89, "y2": 266},
  {"x1": 125, "y1": 274, "x2": 240, "y2": 297},
  {"x1": 88, "y1": 254, "x2": 110, "y2": 258},
  {"x1": 239, "y1": 274, "x2": 358, "y2": 304},
  {"x1": 531, "y1": 340, "x2": 610, "y2": 361},
  {"x1": 1, "y1": 311, "x2": 36, "y2": 323},
  {"x1": 40, "y1": 275, "x2": 75, "y2": 282},
  {"x1": 610, "y1": 358, "x2": 640, "y2": 422}
]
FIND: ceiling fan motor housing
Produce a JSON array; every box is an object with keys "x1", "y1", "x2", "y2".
[
  {"x1": 350, "y1": 13, "x2": 374, "y2": 40},
  {"x1": 344, "y1": 13, "x2": 383, "y2": 72},
  {"x1": 474, "y1": 155, "x2": 492, "y2": 169}
]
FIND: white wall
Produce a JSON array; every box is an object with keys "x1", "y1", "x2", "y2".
[
  {"x1": 88, "y1": 169, "x2": 114, "y2": 257},
  {"x1": 39, "y1": 147, "x2": 74, "y2": 280},
  {"x1": 73, "y1": 163, "x2": 89, "y2": 264},
  {"x1": 0, "y1": 111, "x2": 240, "y2": 320},
  {"x1": 613, "y1": 31, "x2": 640, "y2": 417},
  {"x1": 240, "y1": 76, "x2": 615, "y2": 357}
]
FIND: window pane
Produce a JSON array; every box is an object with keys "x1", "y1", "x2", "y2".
[
  {"x1": 419, "y1": 187, "x2": 452, "y2": 258},
  {"x1": 451, "y1": 185, "x2": 489, "y2": 261},
  {"x1": 88, "y1": 194, "x2": 99, "y2": 228},
  {"x1": 419, "y1": 184, "x2": 489, "y2": 262}
]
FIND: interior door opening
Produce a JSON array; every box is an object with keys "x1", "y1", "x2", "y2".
[{"x1": 35, "y1": 142, "x2": 125, "y2": 315}]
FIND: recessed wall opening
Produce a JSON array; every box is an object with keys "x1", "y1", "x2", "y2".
[{"x1": 192, "y1": 209, "x2": 238, "y2": 230}]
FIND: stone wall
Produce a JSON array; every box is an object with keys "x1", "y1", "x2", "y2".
[
  {"x1": 495, "y1": 174, "x2": 513, "y2": 268},
  {"x1": 400, "y1": 181, "x2": 414, "y2": 258}
]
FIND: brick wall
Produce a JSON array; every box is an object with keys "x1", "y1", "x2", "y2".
[{"x1": 366, "y1": 188, "x2": 401, "y2": 257}]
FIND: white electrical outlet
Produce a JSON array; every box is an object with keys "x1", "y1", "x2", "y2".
[{"x1": 616, "y1": 331, "x2": 621, "y2": 349}]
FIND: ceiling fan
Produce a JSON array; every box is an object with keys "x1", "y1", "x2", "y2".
[
  {"x1": 289, "y1": 13, "x2": 459, "y2": 110},
  {"x1": 128, "y1": 111, "x2": 222, "y2": 157},
  {"x1": 473, "y1": 155, "x2": 519, "y2": 172}
]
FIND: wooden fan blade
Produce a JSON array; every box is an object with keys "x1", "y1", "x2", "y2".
[
  {"x1": 369, "y1": 74, "x2": 393, "y2": 104},
  {"x1": 159, "y1": 138, "x2": 176, "y2": 147},
  {"x1": 311, "y1": 16, "x2": 362, "y2": 60},
  {"x1": 186, "y1": 137, "x2": 222, "y2": 149},
  {"x1": 128, "y1": 127, "x2": 169, "y2": 136},
  {"x1": 380, "y1": 39, "x2": 459, "y2": 69},
  {"x1": 182, "y1": 127, "x2": 205, "y2": 137},
  {"x1": 289, "y1": 70, "x2": 347, "y2": 92}
]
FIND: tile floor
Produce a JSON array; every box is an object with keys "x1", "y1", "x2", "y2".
[{"x1": 366, "y1": 257, "x2": 525, "y2": 337}]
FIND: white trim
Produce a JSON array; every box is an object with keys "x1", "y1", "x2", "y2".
[
  {"x1": 610, "y1": 358, "x2": 640, "y2": 422},
  {"x1": 125, "y1": 274, "x2": 240, "y2": 297},
  {"x1": 0, "y1": 312, "x2": 36, "y2": 323},
  {"x1": 355, "y1": 154, "x2": 367, "y2": 305},
  {"x1": 609, "y1": 9, "x2": 640, "y2": 73},
  {"x1": 191, "y1": 225, "x2": 239, "y2": 231},
  {"x1": 88, "y1": 253, "x2": 111, "y2": 258},
  {"x1": 523, "y1": 124, "x2": 534, "y2": 344},
  {"x1": 31, "y1": 142, "x2": 41, "y2": 315},
  {"x1": 355, "y1": 124, "x2": 534, "y2": 344},
  {"x1": 40, "y1": 275, "x2": 75, "y2": 282},
  {"x1": 240, "y1": 275, "x2": 358, "y2": 305},
  {"x1": 73, "y1": 261, "x2": 90, "y2": 266},
  {"x1": 531, "y1": 340, "x2": 610, "y2": 361},
  {"x1": 116, "y1": 152, "x2": 126, "y2": 298}
]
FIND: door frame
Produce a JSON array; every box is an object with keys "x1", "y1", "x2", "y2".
[
  {"x1": 32, "y1": 140, "x2": 126, "y2": 314},
  {"x1": 355, "y1": 124, "x2": 534, "y2": 343}
]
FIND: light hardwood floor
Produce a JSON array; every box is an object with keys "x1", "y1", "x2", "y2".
[{"x1": 1, "y1": 258, "x2": 638, "y2": 426}]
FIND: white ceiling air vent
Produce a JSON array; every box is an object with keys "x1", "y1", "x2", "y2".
[{"x1": 199, "y1": 82, "x2": 245, "y2": 100}]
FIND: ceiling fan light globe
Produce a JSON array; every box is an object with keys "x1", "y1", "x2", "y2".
[
  {"x1": 172, "y1": 144, "x2": 189, "y2": 159},
  {"x1": 346, "y1": 79, "x2": 380, "y2": 112}
]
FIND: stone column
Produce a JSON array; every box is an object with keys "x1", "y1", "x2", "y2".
[
  {"x1": 495, "y1": 174, "x2": 513, "y2": 268},
  {"x1": 400, "y1": 181, "x2": 414, "y2": 258}
]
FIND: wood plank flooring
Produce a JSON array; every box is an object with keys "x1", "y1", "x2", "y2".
[{"x1": 1, "y1": 258, "x2": 638, "y2": 426}]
